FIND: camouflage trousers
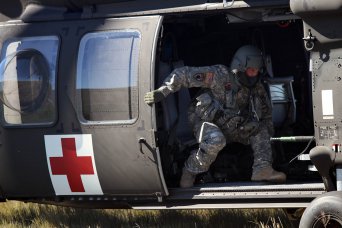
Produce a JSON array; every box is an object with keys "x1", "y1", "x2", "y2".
[{"x1": 184, "y1": 119, "x2": 273, "y2": 174}]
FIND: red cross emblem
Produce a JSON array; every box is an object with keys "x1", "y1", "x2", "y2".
[
  {"x1": 45, "y1": 134, "x2": 103, "y2": 195},
  {"x1": 49, "y1": 138, "x2": 95, "y2": 192}
]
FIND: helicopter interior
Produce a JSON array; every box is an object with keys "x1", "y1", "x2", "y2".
[{"x1": 154, "y1": 12, "x2": 322, "y2": 188}]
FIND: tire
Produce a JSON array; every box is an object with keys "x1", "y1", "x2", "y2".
[{"x1": 299, "y1": 191, "x2": 342, "y2": 228}]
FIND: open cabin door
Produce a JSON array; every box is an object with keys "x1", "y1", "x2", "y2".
[
  {"x1": 290, "y1": 0, "x2": 342, "y2": 147},
  {"x1": 73, "y1": 15, "x2": 168, "y2": 197}
]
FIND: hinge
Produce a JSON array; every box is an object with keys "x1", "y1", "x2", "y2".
[
  {"x1": 223, "y1": 0, "x2": 235, "y2": 7},
  {"x1": 303, "y1": 29, "x2": 317, "y2": 51},
  {"x1": 155, "y1": 192, "x2": 163, "y2": 202}
]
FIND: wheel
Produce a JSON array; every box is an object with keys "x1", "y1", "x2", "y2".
[{"x1": 299, "y1": 191, "x2": 342, "y2": 228}]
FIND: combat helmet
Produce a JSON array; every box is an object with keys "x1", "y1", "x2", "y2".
[
  {"x1": 230, "y1": 45, "x2": 264, "y2": 87},
  {"x1": 230, "y1": 45, "x2": 263, "y2": 74}
]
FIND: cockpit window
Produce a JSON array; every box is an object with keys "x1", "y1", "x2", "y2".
[
  {"x1": 76, "y1": 30, "x2": 140, "y2": 123},
  {"x1": 0, "y1": 36, "x2": 59, "y2": 126}
]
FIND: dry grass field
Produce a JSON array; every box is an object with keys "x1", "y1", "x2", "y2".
[{"x1": 0, "y1": 200, "x2": 297, "y2": 227}]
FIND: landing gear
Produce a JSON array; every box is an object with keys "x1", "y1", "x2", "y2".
[{"x1": 299, "y1": 191, "x2": 342, "y2": 228}]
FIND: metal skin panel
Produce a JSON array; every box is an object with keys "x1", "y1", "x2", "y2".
[
  {"x1": 0, "y1": 0, "x2": 291, "y2": 23},
  {"x1": 290, "y1": 0, "x2": 342, "y2": 16},
  {"x1": 0, "y1": 16, "x2": 165, "y2": 198},
  {"x1": 290, "y1": 0, "x2": 342, "y2": 147},
  {"x1": 311, "y1": 48, "x2": 342, "y2": 147}
]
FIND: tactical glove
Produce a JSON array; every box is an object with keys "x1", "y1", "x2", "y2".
[
  {"x1": 214, "y1": 108, "x2": 238, "y2": 127},
  {"x1": 144, "y1": 90, "x2": 166, "y2": 105}
]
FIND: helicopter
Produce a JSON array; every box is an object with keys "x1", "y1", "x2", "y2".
[{"x1": 0, "y1": 0, "x2": 342, "y2": 226}]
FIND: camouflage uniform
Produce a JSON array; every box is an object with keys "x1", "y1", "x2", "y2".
[{"x1": 158, "y1": 65, "x2": 274, "y2": 174}]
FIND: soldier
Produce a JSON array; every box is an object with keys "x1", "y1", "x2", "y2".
[{"x1": 145, "y1": 45, "x2": 286, "y2": 188}]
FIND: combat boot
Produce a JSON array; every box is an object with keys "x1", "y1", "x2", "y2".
[
  {"x1": 180, "y1": 168, "x2": 196, "y2": 188},
  {"x1": 251, "y1": 166, "x2": 286, "y2": 183}
]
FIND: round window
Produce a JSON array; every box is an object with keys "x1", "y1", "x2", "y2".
[{"x1": 0, "y1": 49, "x2": 50, "y2": 113}]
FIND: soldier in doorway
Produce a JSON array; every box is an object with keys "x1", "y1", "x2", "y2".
[{"x1": 145, "y1": 45, "x2": 286, "y2": 188}]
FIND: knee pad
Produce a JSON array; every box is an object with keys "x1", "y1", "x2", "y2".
[{"x1": 199, "y1": 122, "x2": 226, "y2": 152}]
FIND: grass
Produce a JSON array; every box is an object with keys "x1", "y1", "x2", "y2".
[{"x1": 0, "y1": 200, "x2": 297, "y2": 227}]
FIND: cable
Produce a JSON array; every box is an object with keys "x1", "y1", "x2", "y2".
[{"x1": 288, "y1": 136, "x2": 315, "y2": 164}]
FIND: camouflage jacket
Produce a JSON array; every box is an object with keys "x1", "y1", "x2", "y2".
[{"x1": 158, "y1": 65, "x2": 273, "y2": 128}]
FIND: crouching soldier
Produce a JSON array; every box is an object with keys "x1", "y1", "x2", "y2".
[{"x1": 144, "y1": 45, "x2": 286, "y2": 188}]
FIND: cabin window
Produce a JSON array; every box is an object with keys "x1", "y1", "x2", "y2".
[
  {"x1": 0, "y1": 36, "x2": 59, "y2": 126},
  {"x1": 77, "y1": 30, "x2": 140, "y2": 123}
]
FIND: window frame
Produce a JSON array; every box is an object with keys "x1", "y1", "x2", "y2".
[
  {"x1": 0, "y1": 35, "x2": 60, "y2": 128},
  {"x1": 76, "y1": 29, "x2": 141, "y2": 125}
]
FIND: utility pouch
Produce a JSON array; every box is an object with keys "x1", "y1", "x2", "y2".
[
  {"x1": 195, "y1": 93, "x2": 220, "y2": 121},
  {"x1": 222, "y1": 116, "x2": 245, "y2": 132}
]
